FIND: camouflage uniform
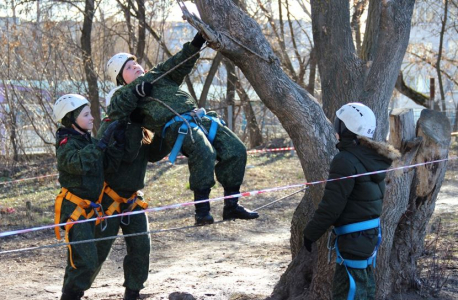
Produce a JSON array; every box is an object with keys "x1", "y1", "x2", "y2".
[
  {"x1": 91, "y1": 120, "x2": 169, "y2": 291},
  {"x1": 107, "y1": 42, "x2": 247, "y2": 192},
  {"x1": 55, "y1": 127, "x2": 123, "y2": 294},
  {"x1": 333, "y1": 265, "x2": 375, "y2": 300}
]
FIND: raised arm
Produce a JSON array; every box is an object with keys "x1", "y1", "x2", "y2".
[{"x1": 153, "y1": 33, "x2": 206, "y2": 85}]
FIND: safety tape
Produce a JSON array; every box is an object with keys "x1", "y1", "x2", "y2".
[
  {"x1": 0, "y1": 156, "x2": 455, "y2": 239},
  {"x1": 0, "y1": 188, "x2": 307, "y2": 255},
  {"x1": 0, "y1": 147, "x2": 297, "y2": 186}
]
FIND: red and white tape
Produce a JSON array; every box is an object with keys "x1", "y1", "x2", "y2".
[
  {"x1": 0, "y1": 147, "x2": 296, "y2": 186},
  {"x1": 0, "y1": 155, "x2": 454, "y2": 239}
]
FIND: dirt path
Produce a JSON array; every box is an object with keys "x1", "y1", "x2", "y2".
[
  {"x1": 0, "y1": 192, "x2": 300, "y2": 300},
  {"x1": 1, "y1": 155, "x2": 456, "y2": 300}
]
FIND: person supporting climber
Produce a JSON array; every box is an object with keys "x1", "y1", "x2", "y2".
[
  {"x1": 52, "y1": 94, "x2": 125, "y2": 300},
  {"x1": 89, "y1": 108, "x2": 169, "y2": 300},
  {"x1": 105, "y1": 32, "x2": 259, "y2": 226},
  {"x1": 303, "y1": 103, "x2": 400, "y2": 300}
]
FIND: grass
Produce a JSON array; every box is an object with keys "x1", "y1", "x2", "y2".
[
  {"x1": 0, "y1": 152, "x2": 303, "y2": 229},
  {"x1": 0, "y1": 150, "x2": 456, "y2": 299}
]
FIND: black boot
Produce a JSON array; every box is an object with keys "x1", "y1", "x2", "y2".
[
  {"x1": 223, "y1": 188, "x2": 259, "y2": 220},
  {"x1": 124, "y1": 288, "x2": 140, "y2": 300},
  {"x1": 60, "y1": 289, "x2": 84, "y2": 300},
  {"x1": 194, "y1": 188, "x2": 214, "y2": 226}
]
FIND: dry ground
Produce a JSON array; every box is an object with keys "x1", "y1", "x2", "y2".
[{"x1": 0, "y1": 152, "x2": 456, "y2": 300}]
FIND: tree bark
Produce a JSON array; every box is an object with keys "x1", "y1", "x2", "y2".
[
  {"x1": 306, "y1": 47, "x2": 316, "y2": 96},
  {"x1": 224, "y1": 59, "x2": 236, "y2": 127},
  {"x1": 351, "y1": 0, "x2": 369, "y2": 56},
  {"x1": 194, "y1": 1, "x2": 445, "y2": 299},
  {"x1": 199, "y1": 52, "x2": 223, "y2": 108},
  {"x1": 395, "y1": 71, "x2": 430, "y2": 107},
  {"x1": 378, "y1": 109, "x2": 451, "y2": 299},
  {"x1": 435, "y1": 0, "x2": 448, "y2": 111},
  {"x1": 134, "y1": 0, "x2": 146, "y2": 64},
  {"x1": 81, "y1": 0, "x2": 100, "y2": 135},
  {"x1": 235, "y1": 78, "x2": 263, "y2": 148}
]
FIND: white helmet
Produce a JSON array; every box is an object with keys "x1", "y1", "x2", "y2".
[
  {"x1": 53, "y1": 94, "x2": 90, "y2": 122},
  {"x1": 105, "y1": 86, "x2": 123, "y2": 107},
  {"x1": 336, "y1": 102, "x2": 376, "y2": 138},
  {"x1": 107, "y1": 52, "x2": 136, "y2": 85}
]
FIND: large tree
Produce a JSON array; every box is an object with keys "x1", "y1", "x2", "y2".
[{"x1": 196, "y1": 0, "x2": 451, "y2": 299}]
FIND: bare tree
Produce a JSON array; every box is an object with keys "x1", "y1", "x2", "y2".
[
  {"x1": 81, "y1": 0, "x2": 101, "y2": 134},
  {"x1": 195, "y1": 0, "x2": 451, "y2": 299}
]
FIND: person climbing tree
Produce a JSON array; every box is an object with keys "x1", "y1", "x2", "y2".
[{"x1": 105, "y1": 32, "x2": 259, "y2": 226}]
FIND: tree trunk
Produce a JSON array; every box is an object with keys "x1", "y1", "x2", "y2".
[
  {"x1": 435, "y1": 0, "x2": 448, "y2": 112},
  {"x1": 235, "y1": 78, "x2": 263, "y2": 148},
  {"x1": 194, "y1": 1, "x2": 447, "y2": 299},
  {"x1": 377, "y1": 109, "x2": 451, "y2": 299},
  {"x1": 224, "y1": 59, "x2": 236, "y2": 128},
  {"x1": 306, "y1": 47, "x2": 316, "y2": 96},
  {"x1": 199, "y1": 52, "x2": 223, "y2": 108},
  {"x1": 135, "y1": 0, "x2": 146, "y2": 64},
  {"x1": 81, "y1": 0, "x2": 100, "y2": 135}
]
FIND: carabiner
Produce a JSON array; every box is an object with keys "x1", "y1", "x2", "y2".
[
  {"x1": 92, "y1": 203, "x2": 107, "y2": 232},
  {"x1": 327, "y1": 230, "x2": 336, "y2": 264}
]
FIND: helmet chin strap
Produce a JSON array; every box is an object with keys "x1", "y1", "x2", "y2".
[{"x1": 71, "y1": 111, "x2": 89, "y2": 134}]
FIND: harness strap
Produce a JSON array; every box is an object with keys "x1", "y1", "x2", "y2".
[
  {"x1": 334, "y1": 218, "x2": 380, "y2": 236},
  {"x1": 103, "y1": 185, "x2": 148, "y2": 216},
  {"x1": 162, "y1": 111, "x2": 225, "y2": 164},
  {"x1": 332, "y1": 218, "x2": 381, "y2": 300},
  {"x1": 54, "y1": 187, "x2": 105, "y2": 269},
  {"x1": 206, "y1": 115, "x2": 225, "y2": 143}
]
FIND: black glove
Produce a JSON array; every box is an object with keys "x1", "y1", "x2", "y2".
[
  {"x1": 97, "y1": 120, "x2": 119, "y2": 151},
  {"x1": 133, "y1": 81, "x2": 153, "y2": 98},
  {"x1": 191, "y1": 32, "x2": 206, "y2": 49},
  {"x1": 130, "y1": 108, "x2": 144, "y2": 124},
  {"x1": 303, "y1": 234, "x2": 313, "y2": 253},
  {"x1": 113, "y1": 122, "x2": 127, "y2": 147}
]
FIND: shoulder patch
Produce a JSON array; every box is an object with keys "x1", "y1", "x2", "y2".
[
  {"x1": 104, "y1": 118, "x2": 111, "y2": 122},
  {"x1": 59, "y1": 137, "x2": 68, "y2": 146}
]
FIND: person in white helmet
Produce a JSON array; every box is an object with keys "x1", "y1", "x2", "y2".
[
  {"x1": 105, "y1": 32, "x2": 259, "y2": 230},
  {"x1": 52, "y1": 94, "x2": 125, "y2": 300},
  {"x1": 303, "y1": 103, "x2": 400, "y2": 300}
]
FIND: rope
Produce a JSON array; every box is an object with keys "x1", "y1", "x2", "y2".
[
  {"x1": 219, "y1": 31, "x2": 276, "y2": 63},
  {"x1": 148, "y1": 45, "x2": 207, "y2": 87},
  {"x1": 176, "y1": 0, "x2": 275, "y2": 63},
  {"x1": 1, "y1": 156, "x2": 455, "y2": 239},
  {"x1": 0, "y1": 189, "x2": 304, "y2": 255},
  {"x1": 252, "y1": 187, "x2": 307, "y2": 212},
  {"x1": 144, "y1": 97, "x2": 196, "y2": 143}
]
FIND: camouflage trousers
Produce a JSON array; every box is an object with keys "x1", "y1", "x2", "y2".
[
  {"x1": 163, "y1": 118, "x2": 247, "y2": 191},
  {"x1": 332, "y1": 264, "x2": 375, "y2": 300},
  {"x1": 59, "y1": 201, "x2": 99, "y2": 293},
  {"x1": 91, "y1": 195, "x2": 151, "y2": 291}
]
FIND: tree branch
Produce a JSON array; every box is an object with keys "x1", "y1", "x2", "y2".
[{"x1": 395, "y1": 71, "x2": 430, "y2": 107}]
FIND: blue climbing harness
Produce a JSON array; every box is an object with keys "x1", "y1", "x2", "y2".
[
  {"x1": 329, "y1": 218, "x2": 382, "y2": 300},
  {"x1": 162, "y1": 109, "x2": 225, "y2": 164}
]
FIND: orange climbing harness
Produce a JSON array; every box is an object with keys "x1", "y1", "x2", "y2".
[
  {"x1": 102, "y1": 185, "x2": 148, "y2": 225},
  {"x1": 54, "y1": 187, "x2": 106, "y2": 269}
]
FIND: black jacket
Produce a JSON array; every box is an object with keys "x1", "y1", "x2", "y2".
[{"x1": 304, "y1": 136, "x2": 400, "y2": 259}]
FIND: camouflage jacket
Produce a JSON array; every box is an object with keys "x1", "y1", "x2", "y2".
[
  {"x1": 97, "y1": 120, "x2": 169, "y2": 198},
  {"x1": 55, "y1": 127, "x2": 123, "y2": 201},
  {"x1": 107, "y1": 42, "x2": 200, "y2": 133}
]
